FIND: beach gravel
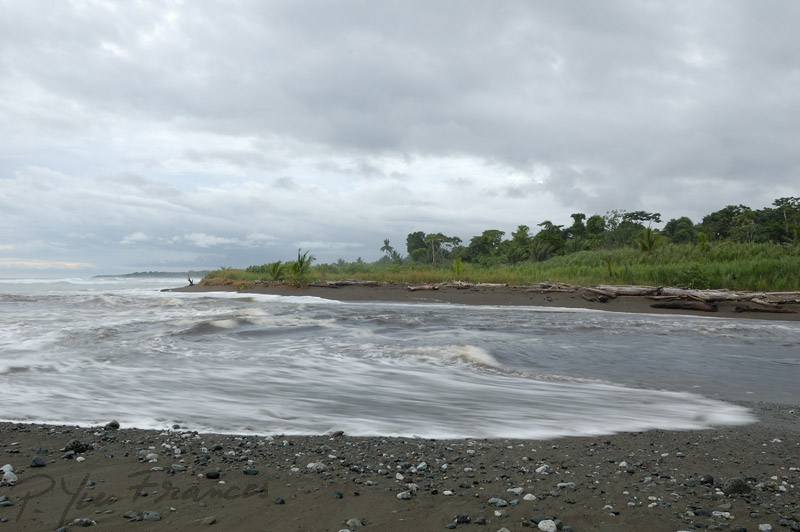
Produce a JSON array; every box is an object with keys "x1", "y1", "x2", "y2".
[{"x1": 1, "y1": 402, "x2": 798, "y2": 531}]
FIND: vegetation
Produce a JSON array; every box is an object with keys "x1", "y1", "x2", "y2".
[{"x1": 203, "y1": 197, "x2": 800, "y2": 292}]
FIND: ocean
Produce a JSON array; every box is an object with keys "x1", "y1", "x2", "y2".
[{"x1": 1, "y1": 277, "x2": 798, "y2": 439}]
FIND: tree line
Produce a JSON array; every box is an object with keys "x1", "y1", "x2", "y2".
[{"x1": 377, "y1": 197, "x2": 800, "y2": 267}]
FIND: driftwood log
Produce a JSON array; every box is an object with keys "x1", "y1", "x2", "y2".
[
  {"x1": 581, "y1": 292, "x2": 609, "y2": 303},
  {"x1": 407, "y1": 284, "x2": 439, "y2": 292},
  {"x1": 650, "y1": 301, "x2": 718, "y2": 312},
  {"x1": 735, "y1": 305, "x2": 797, "y2": 314}
]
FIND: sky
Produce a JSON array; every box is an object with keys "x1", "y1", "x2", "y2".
[{"x1": 1, "y1": 0, "x2": 798, "y2": 276}]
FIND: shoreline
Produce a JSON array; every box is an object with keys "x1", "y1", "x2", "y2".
[
  {"x1": 168, "y1": 282, "x2": 800, "y2": 322},
  {"x1": 2, "y1": 401, "x2": 798, "y2": 532},
  {"x1": 3, "y1": 283, "x2": 798, "y2": 530}
]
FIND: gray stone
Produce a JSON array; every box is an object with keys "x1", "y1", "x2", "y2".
[
  {"x1": 488, "y1": 497, "x2": 509, "y2": 507},
  {"x1": 722, "y1": 477, "x2": 752, "y2": 495},
  {"x1": 30, "y1": 456, "x2": 46, "y2": 468},
  {"x1": 243, "y1": 468, "x2": 259, "y2": 475},
  {"x1": 72, "y1": 518, "x2": 95, "y2": 527},
  {"x1": 64, "y1": 440, "x2": 89, "y2": 453},
  {"x1": 142, "y1": 510, "x2": 161, "y2": 521},
  {"x1": 201, "y1": 516, "x2": 216, "y2": 525},
  {"x1": 346, "y1": 518, "x2": 364, "y2": 527}
]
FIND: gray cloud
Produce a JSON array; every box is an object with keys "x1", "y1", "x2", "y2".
[{"x1": 0, "y1": 0, "x2": 797, "y2": 273}]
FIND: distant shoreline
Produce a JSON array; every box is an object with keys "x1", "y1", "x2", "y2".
[{"x1": 167, "y1": 282, "x2": 800, "y2": 322}]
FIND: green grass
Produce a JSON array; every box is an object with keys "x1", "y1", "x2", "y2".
[{"x1": 202, "y1": 242, "x2": 800, "y2": 292}]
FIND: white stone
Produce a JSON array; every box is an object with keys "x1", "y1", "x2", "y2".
[
  {"x1": 538, "y1": 519, "x2": 558, "y2": 532},
  {"x1": 523, "y1": 493, "x2": 536, "y2": 501}
]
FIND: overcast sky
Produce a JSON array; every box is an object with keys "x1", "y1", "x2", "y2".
[{"x1": 1, "y1": 0, "x2": 798, "y2": 275}]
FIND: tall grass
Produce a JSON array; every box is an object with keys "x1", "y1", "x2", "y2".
[{"x1": 202, "y1": 242, "x2": 800, "y2": 292}]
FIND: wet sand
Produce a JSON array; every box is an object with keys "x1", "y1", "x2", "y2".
[{"x1": 171, "y1": 281, "x2": 800, "y2": 322}]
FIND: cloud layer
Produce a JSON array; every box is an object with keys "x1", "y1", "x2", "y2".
[{"x1": 1, "y1": 1, "x2": 798, "y2": 273}]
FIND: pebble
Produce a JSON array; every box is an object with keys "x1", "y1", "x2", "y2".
[
  {"x1": 346, "y1": 518, "x2": 364, "y2": 527},
  {"x1": 722, "y1": 477, "x2": 751, "y2": 495},
  {"x1": 205, "y1": 471, "x2": 220, "y2": 479},
  {"x1": 201, "y1": 516, "x2": 216, "y2": 525},
  {"x1": 488, "y1": 497, "x2": 508, "y2": 507},
  {"x1": 30, "y1": 456, "x2": 46, "y2": 468},
  {"x1": 397, "y1": 491, "x2": 412, "y2": 500},
  {"x1": 538, "y1": 520, "x2": 558, "y2": 532},
  {"x1": 142, "y1": 510, "x2": 161, "y2": 521}
]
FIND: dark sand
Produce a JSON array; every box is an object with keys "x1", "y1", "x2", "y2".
[
  {"x1": 2, "y1": 283, "x2": 798, "y2": 531},
  {"x1": 170, "y1": 282, "x2": 800, "y2": 322}
]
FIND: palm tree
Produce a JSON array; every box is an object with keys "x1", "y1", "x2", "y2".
[
  {"x1": 380, "y1": 239, "x2": 395, "y2": 256},
  {"x1": 638, "y1": 227, "x2": 661, "y2": 254},
  {"x1": 288, "y1": 249, "x2": 315, "y2": 287}
]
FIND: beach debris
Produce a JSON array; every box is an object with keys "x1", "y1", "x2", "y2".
[
  {"x1": 650, "y1": 300, "x2": 718, "y2": 312},
  {"x1": 407, "y1": 284, "x2": 439, "y2": 291},
  {"x1": 735, "y1": 304, "x2": 797, "y2": 314}
]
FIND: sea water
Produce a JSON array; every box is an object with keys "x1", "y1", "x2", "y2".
[{"x1": 1, "y1": 277, "x2": 798, "y2": 439}]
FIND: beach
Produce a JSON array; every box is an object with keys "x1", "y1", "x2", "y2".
[
  {"x1": 2, "y1": 404, "x2": 798, "y2": 532},
  {"x1": 1, "y1": 281, "x2": 798, "y2": 531},
  {"x1": 172, "y1": 281, "x2": 800, "y2": 322}
]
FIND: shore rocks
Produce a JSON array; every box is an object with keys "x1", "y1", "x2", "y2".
[{"x1": 722, "y1": 477, "x2": 752, "y2": 495}]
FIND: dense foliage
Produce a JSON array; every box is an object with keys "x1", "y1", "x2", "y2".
[{"x1": 204, "y1": 197, "x2": 800, "y2": 291}]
